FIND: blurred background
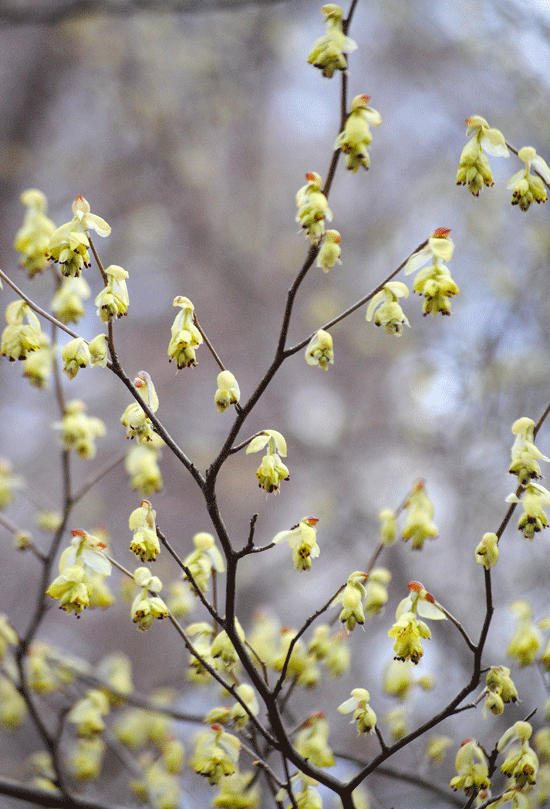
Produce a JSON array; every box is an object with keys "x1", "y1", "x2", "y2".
[{"x1": 1, "y1": 0, "x2": 550, "y2": 806}]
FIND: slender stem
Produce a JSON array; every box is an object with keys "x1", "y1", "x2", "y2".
[{"x1": 0, "y1": 268, "x2": 82, "y2": 340}]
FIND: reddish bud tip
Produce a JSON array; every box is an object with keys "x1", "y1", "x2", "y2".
[
  {"x1": 71, "y1": 529, "x2": 86, "y2": 537},
  {"x1": 424, "y1": 592, "x2": 435, "y2": 603},
  {"x1": 433, "y1": 227, "x2": 451, "y2": 238},
  {"x1": 408, "y1": 581, "x2": 423, "y2": 592}
]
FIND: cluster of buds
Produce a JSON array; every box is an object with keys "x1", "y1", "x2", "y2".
[
  {"x1": 131, "y1": 567, "x2": 169, "y2": 631},
  {"x1": 388, "y1": 582, "x2": 446, "y2": 664},
  {"x1": 183, "y1": 532, "x2": 225, "y2": 593},
  {"x1": 295, "y1": 172, "x2": 333, "y2": 245},
  {"x1": 13, "y1": 189, "x2": 55, "y2": 276},
  {"x1": 506, "y1": 417, "x2": 550, "y2": 540},
  {"x1": 46, "y1": 530, "x2": 112, "y2": 616},
  {"x1": 167, "y1": 296, "x2": 203, "y2": 369},
  {"x1": 67, "y1": 690, "x2": 110, "y2": 737},
  {"x1": 305, "y1": 329, "x2": 334, "y2": 370},
  {"x1": 338, "y1": 688, "x2": 377, "y2": 734},
  {"x1": 121, "y1": 371, "x2": 159, "y2": 443},
  {"x1": 474, "y1": 532, "x2": 499, "y2": 569},
  {"x1": 364, "y1": 567, "x2": 392, "y2": 616},
  {"x1": 246, "y1": 429, "x2": 289, "y2": 494},
  {"x1": 47, "y1": 195, "x2": 111, "y2": 277},
  {"x1": 295, "y1": 714, "x2": 335, "y2": 768},
  {"x1": 484, "y1": 666, "x2": 518, "y2": 715},
  {"x1": 129, "y1": 500, "x2": 160, "y2": 562},
  {"x1": 214, "y1": 370, "x2": 240, "y2": 413},
  {"x1": 52, "y1": 276, "x2": 91, "y2": 324},
  {"x1": 307, "y1": 624, "x2": 350, "y2": 676},
  {"x1": 95, "y1": 265, "x2": 129, "y2": 321},
  {"x1": 22, "y1": 333, "x2": 53, "y2": 388},
  {"x1": 456, "y1": 115, "x2": 509, "y2": 196},
  {"x1": 316, "y1": 229, "x2": 342, "y2": 272},
  {"x1": 68, "y1": 737, "x2": 105, "y2": 781},
  {"x1": 273, "y1": 517, "x2": 320, "y2": 572},
  {"x1": 1, "y1": 301, "x2": 43, "y2": 362},
  {"x1": 307, "y1": 4, "x2": 357, "y2": 78},
  {"x1": 190, "y1": 725, "x2": 240, "y2": 785},
  {"x1": 61, "y1": 337, "x2": 91, "y2": 380},
  {"x1": 366, "y1": 281, "x2": 410, "y2": 336},
  {"x1": 336, "y1": 95, "x2": 382, "y2": 172},
  {"x1": 332, "y1": 571, "x2": 368, "y2": 631},
  {"x1": 401, "y1": 480, "x2": 438, "y2": 550},
  {"x1": 449, "y1": 738, "x2": 491, "y2": 797},
  {"x1": 508, "y1": 146, "x2": 550, "y2": 211},
  {"x1": 206, "y1": 683, "x2": 259, "y2": 730},
  {"x1": 125, "y1": 437, "x2": 164, "y2": 495},
  {"x1": 54, "y1": 399, "x2": 106, "y2": 459},
  {"x1": 405, "y1": 228, "x2": 458, "y2": 317},
  {"x1": 210, "y1": 622, "x2": 246, "y2": 675},
  {"x1": 274, "y1": 627, "x2": 320, "y2": 687},
  {"x1": 498, "y1": 721, "x2": 539, "y2": 790}
]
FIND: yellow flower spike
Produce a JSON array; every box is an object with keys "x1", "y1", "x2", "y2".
[
  {"x1": 190, "y1": 725, "x2": 240, "y2": 785},
  {"x1": 67, "y1": 690, "x2": 110, "y2": 737},
  {"x1": 402, "y1": 480, "x2": 439, "y2": 550},
  {"x1": 214, "y1": 370, "x2": 240, "y2": 413},
  {"x1": 507, "y1": 599, "x2": 542, "y2": 665},
  {"x1": 331, "y1": 571, "x2": 368, "y2": 631},
  {"x1": 47, "y1": 195, "x2": 110, "y2": 277},
  {"x1": 475, "y1": 532, "x2": 499, "y2": 568},
  {"x1": 508, "y1": 146, "x2": 550, "y2": 211},
  {"x1": 1, "y1": 301, "x2": 43, "y2": 362},
  {"x1": 295, "y1": 172, "x2": 333, "y2": 245},
  {"x1": 305, "y1": 329, "x2": 334, "y2": 370},
  {"x1": 456, "y1": 116, "x2": 508, "y2": 196},
  {"x1": 61, "y1": 337, "x2": 91, "y2": 380},
  {"x1": 449, "y1": 738, "x2": 491, "y2": 797},
  {"x1": 129, "y1": 499, "x2": 160, "y2": 562},
  {"x1": 338, "y1": 688, "x2": 377, "y2": 734},
  {"x1": 95, "y1": 265, "x2": 129, "y2": 322},
  {"x1": 366, "y1": 281, "x2": 410, "y2": 336},
  {"x1": 124, "y1": 439, "x2": 163, "y2": 495},
  {"x1": 167, "y1": 296, "x2": 203, "y2": 369},
  {"x1": 0, "y1": 615, "x2": 18, "y2": 660},
  {"x1": 22, "y1": 333, "x2": 53, "y2": 388},
  {"x1": 364, "y1": 567, "x2": 392, "y2": 616},
  {"x1": 336, "y1": 94, "x2": 382, "y2": 172}
]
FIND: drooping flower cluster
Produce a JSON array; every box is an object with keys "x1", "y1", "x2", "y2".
[
  {"x1": 1, "y1": 300, "x2": 43, "y2": 362},
  {"x1": 124, "y1": 436, "x2": 164, "y2": 495},
  {"x1": 61, "y1": 337, "x2": 91, "y2": 380},
  {"x1": 67, "y1": 689, "x2": 110, "y2": 737},
  {"x1": 305, "y1": 329, "x2": 334, "y2": 370},
  {"x1": 508, "y1": 146, "x2": 550, "y2": 211},
  {"x1": 46, "y1": 530, "x2": 112, "y2": 616},
  {"x1": 506, "y1": 600, "x2": 542, "y2": 666},
  {"x1": 474, "y1": 532, "x2": 499, "y2": 569},
  {"x1": 214, "y1": 370, "x2": 240, "y2": 413},
  {"x1": 13, "y1": 189, "x2": 55, "y2": 277},
  {"x1": 47, "y1": 195, "x2": 111, "y2": 277},
  {"x1": 338, "y1": 688, "x2": 377, "y2": 734},
  {"x1": 506, "y1": 417, "x2": 550, "y2": 539},
  {"x1": 246, "y1": 429, "x2": 289, "y2": 494},
  {"x1": 401, "y1": 480, "x2": 438, "y2": 550},
  {"x1": 332, "y1": 571, "x2": 368, "y2": 631},
  {"x1": 316, "y1": 229, "x2": 342, "y2": 272},
  {"x1": 183, "y1": 532, "x2": 225, "y2": 593},
  {"x1": 121, "y1": 371, "x2": 159, "y2": 443},
  {"x1": 129, "y1": 500, "x2": 160, "y2": 563},
  {"x1": 336, "y1": 95, "x2": 382, "y2": 172},
  {"x1": 366, "y1": 281, "x2": 410, "y2": 336},
  {"x1": 95, "y1": 265, "x2": 129, "y2": 321},
  {"x1": 295, "y1": 172, "x2": 333, "y2": 245},
  {"x1": 484, "y1": 666, "x2": 518, "y2": 716},
  {"x1": 307, "y1": 4, "x2": 357, "y2": 78},
  {"x1": 54, "y1": 399, "x2": 106, "y2": 458},
  {"x1": 456, "y1": 115, "x2": 509, "y2": 196},
  {"x1": 449, "y1": 738, "x2": 491, "y2": 797},
  {"x1": 388, "y1": 581, "x2": 446, "y2": 664},
  {"x1": 273, "y1": 517, "x2": 320, "y2": 572},
  {"x1": 498, "y1": 721, "x2": 539, "y2": 790},
  {"x1": 190, "y1": 724, "x2": 241, "y2": 785},
  {"x1": 167, "y1": 296, "x2": 203, "y2": 369},
  {"x1": 52, "y1": 276, "x2": 91, "y2": 324},
  {"x1": 131, "y1": 567, "x2": 169, "y2": 631},
  {"x1": 295, "y1": 713, "x2": 335, "y2": 768},
  {"x1": 404, "y1": 228, "x2": 458, "y2": 317}
]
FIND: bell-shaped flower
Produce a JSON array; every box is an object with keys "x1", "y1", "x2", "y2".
[
  {"x1": 183, "y1": 531, "x2": 225, "y2": 593},
  {"x1": 405, "y1": 228, "x2": 454, "y2": 275},
  {"x1": 388, "y1": 610, "x2": 431, "y2": 665},
  {"x1": 190, "y1": 725, "x2": 240, "y2": 785},
  {"x1": 338, "y1": 688, "x2": 377, "y2": 734},
  {"x1": 88, "y1": 334, "x2": 109, "y2": 367},
  {"x1": 305, "y1": 329, "x2": 334, "y2": 370},
  {"x1": 129, "y1": 500, "x2": 160, "y2": 562},
  {"x1": 121, "y1": 372, "x2": 159, "y2": 443},
  {"x1": 508, "y1": 146, "x2": 550, "y2": 211},
  {"x1": 131, "y1": 567, "x2": 169, "y2": 631},
  {"x1": 0, "y1": 458, "x2": 23, "y2": 510},
  {"x1": 295, "y1": 172, "x2": 333, "y2": 245},
  {"x1": 498, "y1": 721, "x2": 539, "y2": 789},
  {"x1": 59, "y1": 529, "x2": 112, "y2": 577},
  {"x1": 366, "y1": 281, "x2": 410, "y2": 336},
  {"x1": 187, "y1": 622, "x2": 216, "y2": 683},
  {"x1": 14, "y1": 189, "x2": 55, "y2": 277},
  {"x1": 167, "y1": 296, "x2": 203, "y2": 369},
  {"x1": 364, "y1": 567, "x2": 392, "y2": 617},
  {"x1": 401, "y1": 480, "x2": 438, "y2": 549},
  {"x1": 211, "y1": 769, "x2": 260, "y2": 808},
  {"x1": 23, "y1": 334, "x2": 53, "y2": 388},
  {"x1": 383, "y1": 659, "x2": 414, "y2": 700},
  {"x1": 295, "y1": 714, "x2": 335, "y2": 768},
  {"x1": 484, "y1": 666, "x2": 518, "y2": 716},
  {"x1": 51, "y1": 276, "x2": 91, "y2": 324},
  {"x1": 507, "y1": 481, "x2": 550, "y2": 539},
  {"x1": 95, "y1": 265, "x2": 129, "y2": 322},
  {"x1": 211, "y1": 620, "x2": 245, "y2": 672},
  {"x1": 247, "y1": 429, "x2": 290, "y2": 494},
  {"x1": 449, "y1": 738, "x2": 491, "y2": 796},
  {"x1": 1, "y1": 300, "x2": 43, "y2": 362},
  {"x1": 47, "y1": 195, "x2": 110, "y2": 277},
  {"x1": 62, "y1": 337, "x2": 91, "y2": 380},
  {"x1": 273, "y1": 517, "x2": 320, "y2": 572},
  {"x1": 316, "y1": 229, "x2": 342, "y2": 272},
  {"x1": 331, "y1": 571, "x2": 368, "y2": 631},
  {"x1": 53, "y1": 399, "x2": 106, "y2": 459},
  {"x1": 67, "y1": 689, "x2": 110, "y2": 738},
  {"x1": 405, "y1": 228, "x2": 458, "y2": 316},
  {"x1": 396, "y1": 581, "x2": 447, "y2": 621},
  {"x1": 0, "y1": 678, "x2": 27, "y2": 728},
  {"x1": 68, "y1": 737, "x2": 105, "y2": 781},
  {"x1": 456, "y1": 115, "x2": 508, "y2": 196},
  {"x1": 336, "y1": 95, "x2": 382, "y2": 172},
  {"x1": 214, "y1": 370, "x2": 240, "y2": 413},
  {"x1": 307, "y1": 4, "x2": 357, "y2": 78},
  {"x1": 475, "y1": 532, "x2": 499, "y2": 569},
  {"x1": 46, "y1": 564, "x2": 91, "y2": 616}
]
